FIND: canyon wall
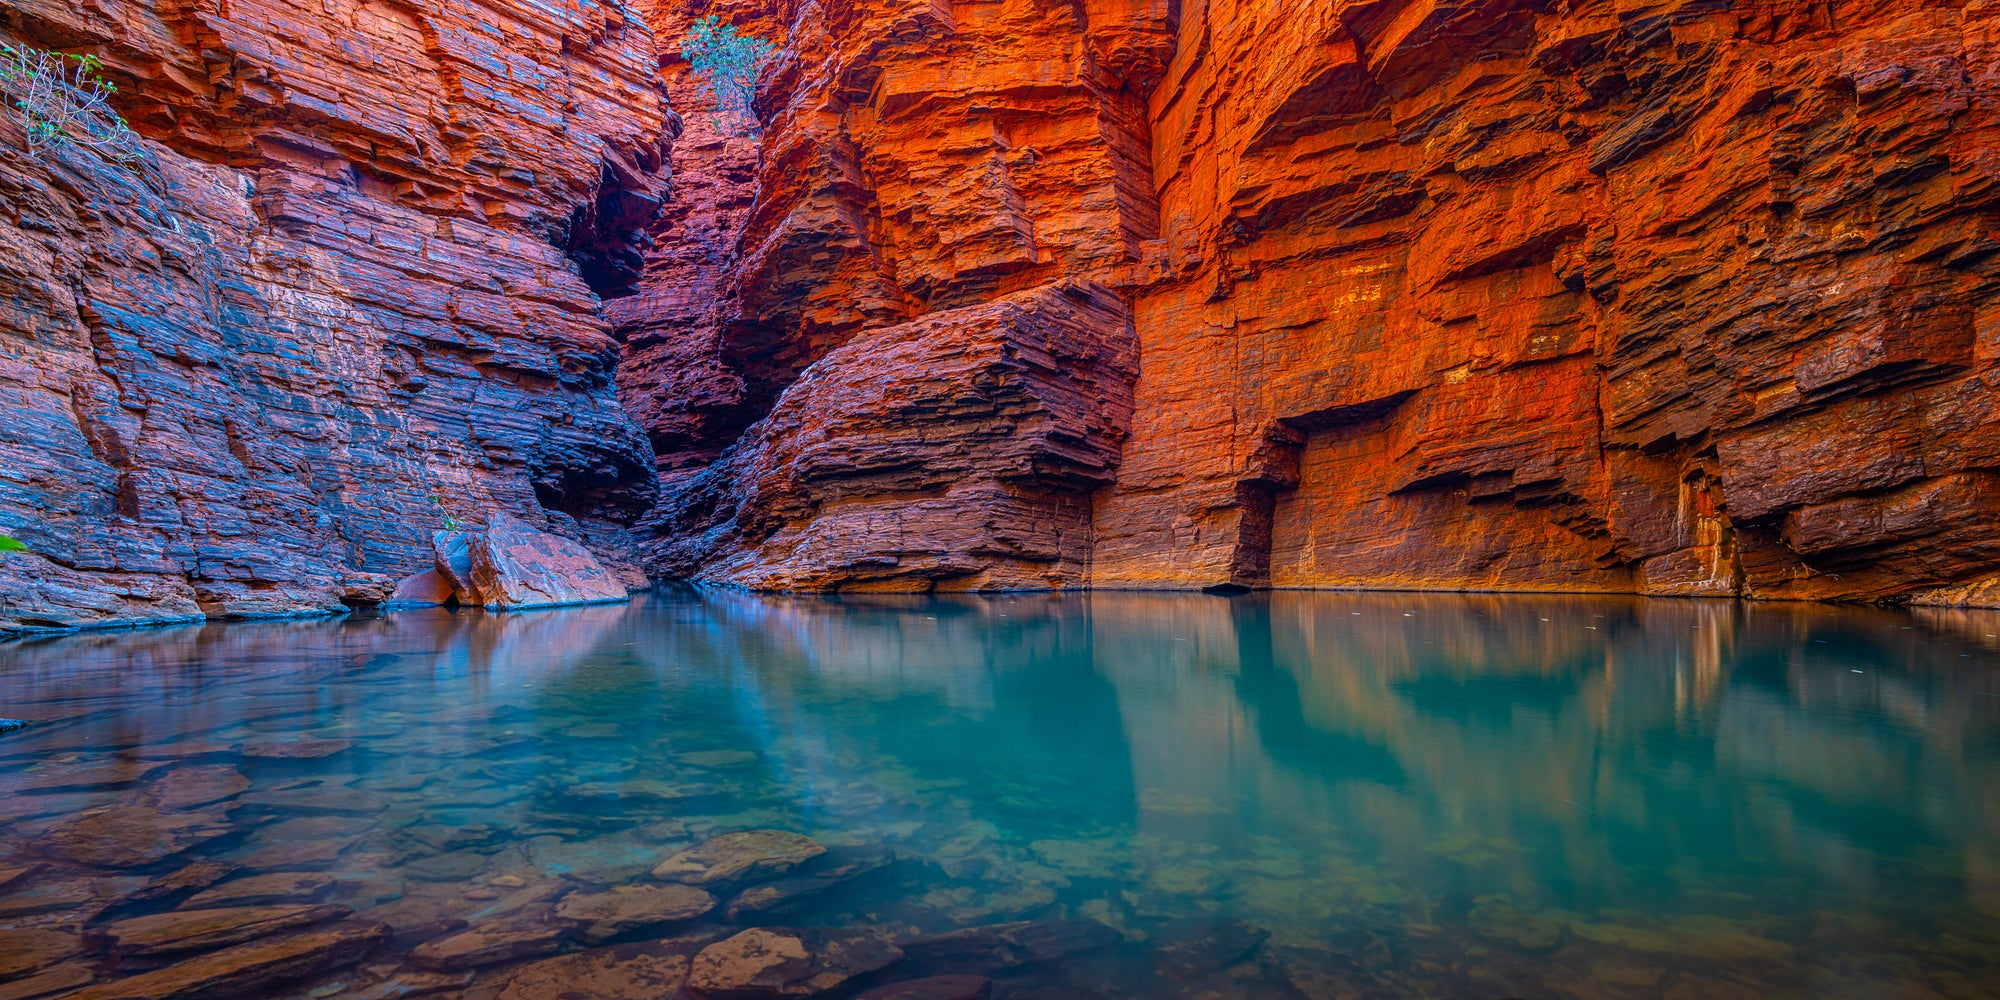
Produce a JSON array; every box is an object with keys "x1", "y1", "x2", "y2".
[
  {"x1": 628, "y1": 0, "x2": 1165, "y2": 590},
  {"x1": 634, "y1": 0, "x2": 2000, "y2": 604},
  {"x1": 5, "y1": 0, "x2": 1997, "y2": 623},
  {"x1": 0, "y1": 0, "x2": 674, "y2": 629}
]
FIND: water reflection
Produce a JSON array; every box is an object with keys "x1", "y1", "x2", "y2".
[{"x1": 2, "y1": 590, "x2": 1998, "y2": 998}]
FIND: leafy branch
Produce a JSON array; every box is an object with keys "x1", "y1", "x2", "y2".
[
  {"x1": 683, "y1": 16, "x2": 776, "y2": 137},
  {"x1": 0, "y1": 43, "x2": 144, "y2": 162}
]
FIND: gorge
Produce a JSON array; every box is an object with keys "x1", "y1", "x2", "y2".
[{"x1": 3, "y1": 0, "x2": 2000, "y2": 631}]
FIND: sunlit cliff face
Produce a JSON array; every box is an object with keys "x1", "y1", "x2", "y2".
[{"x1": 625, "y1": 0, "x2": 2000, "y2": 606}]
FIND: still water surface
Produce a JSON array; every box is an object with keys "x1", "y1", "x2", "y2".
[{"x1": 2, "y1": 590, "x2": 1999, "y2": 998}]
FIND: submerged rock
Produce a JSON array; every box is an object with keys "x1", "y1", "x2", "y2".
[
  {"x1": 182, "y1": 871, "x2": 338, "y2": 908},
  {"x1": 93, "y1": 903, "x2": 352, "y2": 956},
  {"x1": 654, "y1": 831, "x2": 827, "y2": 889},
  {"x1": 1467, "y1": 897, "x2": 1564, "y2": 953},
  {"x1": 0, "y1": 928, "x2": 83, "y2": 980},
  {"x1": 1153, "y1": 919, "x2": 1270, "y2": 977},
  {"x1": 0, "y1": 962, "x2": 95, "y2": 1000},
  {"x1": 36, "y1": 806, "x2": 233, "y2": 868},
  {"x1": 67, "y1": 920, "x2": 388, "y2": 1000},
  {"x1": 724, "y1": 846, "x2": 893, "y2": 922},
  {"x1": 241, "y1": 739, "x2": 353, "y2": 760},
  {"x1": 852, "y1": 976, "x2": 992, "y2": 1000},
  {"x1": 141, "y1": 764, "x2": 251, "y2": 810},
  {"x1": 554, "y1": 883, "x2": 717, "y2": 943},
  {"x1": 407, "y1": 922, "x2": 570, "y2": 970},
  {"x1": 12, "y1": 760, "x2": 164, "y2": 793},
  {"x1": 686, "y1": 927, "x2": 903, "y2": 999},
  {"x1": 495, "y1": 939, "x2": 708, "y2": 999},
  {"x1": 901, "y1": 920, "x2": 1121, "y2": 973},
  {"x1": 120, "y1": 860, "x2": 240, "y2": 906}
]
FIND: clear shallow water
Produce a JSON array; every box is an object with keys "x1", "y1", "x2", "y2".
[{"x1": 2, "y1": 589, "x2": 1999, "y2": 998}]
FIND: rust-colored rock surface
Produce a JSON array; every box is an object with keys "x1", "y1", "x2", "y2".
[
  {"x1": 392, "y1": 514, "x2": 631, "y2": 608},
  {"x1": 629, "y1": 0, "x2": 2000, "y2": 604},
  {"x1": 1092, "y1": 0, "x2": 2000, "y2": 604},
  {"x1": 627, "y1": 0, "x2": 1165, "y2": 591},
  {"x1": 6, "y1": 0, "x2": 1998, "y2": 609},
  {"x1": 0, "y1": 0, "x2": 673, "y2": 630}
]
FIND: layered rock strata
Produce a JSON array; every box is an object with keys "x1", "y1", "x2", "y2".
[
  {"x1": 0, "y1": 0, "x2": 673, "y2": 629},
  {"x1": 627, "y1": 0, "x2": 1168, "y2": 591},
  {"x1": 629, "y1": 0, "x2": 2000, "y2": 604},
  {"x1": 1093, "y1": 0, "x2": 2000, "y2": 604},
  {"x1": 391, "y1": 513, "x2": 631, "y2": 609}
]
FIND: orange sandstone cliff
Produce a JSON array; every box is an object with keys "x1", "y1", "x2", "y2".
[
  {"x1": 5, "y1": 0, "x2": 2000, "y2": 627},
  {"x1": 629, "y1": 0, "x2": 2000, "y2": 605}
]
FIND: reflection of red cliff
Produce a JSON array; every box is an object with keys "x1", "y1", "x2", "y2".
[{"x1": 624, "y1": 0, "x2": 2000, "y2": 604}]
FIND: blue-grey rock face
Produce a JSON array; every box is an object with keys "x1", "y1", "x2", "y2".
[{"x1": 0, "y1": 3, "x2": 673, "y2": 631}]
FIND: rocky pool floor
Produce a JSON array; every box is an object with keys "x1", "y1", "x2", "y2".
[{"x1": 2, "y1": 590, "x2": 1998, "y2": 998}]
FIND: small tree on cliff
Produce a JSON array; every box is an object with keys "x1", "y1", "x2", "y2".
[
  {"x1": 682, "y1": 16, "x2": 776, "y2": 137},
  {"x1": 0, "y1": 43, "x2": 143, "y2": 162}
]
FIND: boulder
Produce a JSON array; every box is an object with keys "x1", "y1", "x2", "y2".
[
  {"x1": 432, "y1": 530, "x2": 485, "y2": 604},
  {"x1": 469, "y1": 514, "x2": 631, "y2": 610},
  {"x1": 403, "y1": 517, "x2": 629, "y2": 610},
  {"x1": 386, "y1": 568, "x2": 456, "y2": 607}
]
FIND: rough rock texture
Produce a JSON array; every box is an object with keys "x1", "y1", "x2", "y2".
[
  {"x1": 0, "y1": 0, "x2": 673, "y2": 631},
  {"x1": 608, "y1": 0, "x2": 781, "y2": 477},
  {"x1": 686, "y1": 927, "x2": 904, "y2": 999},
  {"x1": 625, "y1": 0, "x2": 1162, "y2": 591},
  {"x1": 632, "y1": 0, "x2": 2000, "y2": 604},
  {"x1": 1091, "y1": 0, "x2": 2000, "y2": 603},
  {"x1": 394, "y1": 513, "x2": 631, "y2": 608}
]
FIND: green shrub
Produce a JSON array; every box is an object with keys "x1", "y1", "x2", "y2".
[
  {"x1": 0, "y1": 43, "x2": 143, "y2": 162},
  {"x1": 683, "y1": 16, "x2": 776, "y2": 136},
  {"x1": 0, "y1": 535, "x2": 26, "y2": 555}
]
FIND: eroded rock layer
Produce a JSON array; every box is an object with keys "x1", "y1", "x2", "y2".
[
  {"x1": 1095, "y1": 0, "x2": 2000, "y2": 604},
  {"x1": 631, "y1": 0, "x2": 2000, "y2": 603},
  {"x1": 627, "y1": 0, "x2": 1165, "y2": 590},
  {"x1": 0, "y1": 0, "x2": 672, "y2": 628}
]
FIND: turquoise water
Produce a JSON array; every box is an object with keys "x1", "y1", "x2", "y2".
[{"x1": 3, "y1": 589, "x2": 1999, "y2": 998}]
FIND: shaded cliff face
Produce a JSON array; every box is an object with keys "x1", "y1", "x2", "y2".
[
  {"x1": 634, "y1": 0, "x2": 2000, "y2": 604},
  {"x1": 0, "y1": 0, "x2": 672, "y2": 629},
  {"x1": 630, "y1": 0, "x2": 1162, "y2": 590}
]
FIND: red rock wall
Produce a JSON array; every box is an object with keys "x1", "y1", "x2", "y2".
[
  {"x1": 635, "y1": 0, "x2": 2000, "y2": 604},
  {"x1": 1095, "y1": 0, "x2": 2000, "y2": 604},
  {"x1": 0, "y1": 0, "x2": 674, "y2": 629},
  {"x1": 629, "y1": 0, "x2": 1166, "y2": 590}
]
